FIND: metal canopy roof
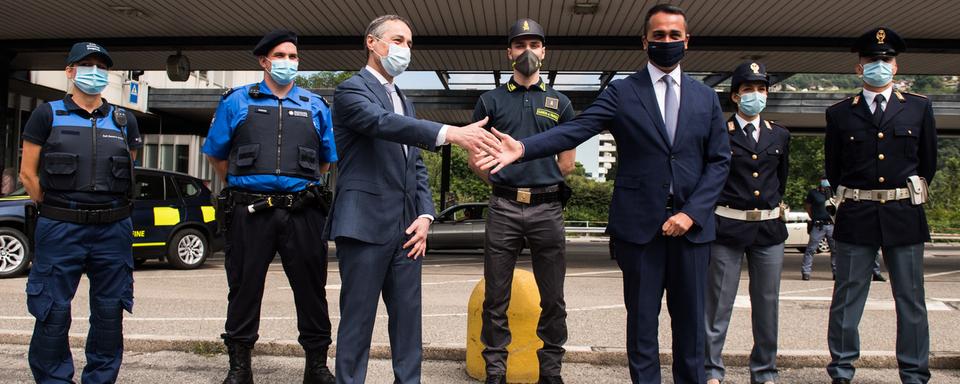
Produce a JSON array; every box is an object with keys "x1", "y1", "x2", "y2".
[{"x1": 3, "y1": 0, "x2": 960, "y2": 74}]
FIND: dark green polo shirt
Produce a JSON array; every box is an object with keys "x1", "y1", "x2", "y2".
[{"x1": 473, "y1": 77, "x2": 575, "y2": 187}]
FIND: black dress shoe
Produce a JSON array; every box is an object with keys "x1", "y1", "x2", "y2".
[
  {"x1": 802, "y1": 273, "x2": 811, "y2": 281},
  {"x1": 832, "y1": 378, "x2": 851, "y2": 384},
  {"x1": 872, "y1": 273, "x2": 887, "y2": 282},
  {"x1": 538, "y1": 376, "x2": 564, "y2": 384},
  {"x1": 485, "y1": 374, "x2": 506, "y2": 384}
]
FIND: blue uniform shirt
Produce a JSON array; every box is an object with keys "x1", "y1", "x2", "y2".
[{"x1": 202, "y1": 81, "x2": 337, "y2": 192}]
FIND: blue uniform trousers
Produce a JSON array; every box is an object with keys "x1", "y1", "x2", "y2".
[{"x1": 27, "y1": 217, "x2": 133, "y2": 384}]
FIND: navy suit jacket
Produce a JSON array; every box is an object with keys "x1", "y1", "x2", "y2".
[
  {"x1": 522, "y1": 68, "x2": 730, "y2": 245},
  {"x1": 324, "y1": 68, "x2": 441, "y2": 245}
]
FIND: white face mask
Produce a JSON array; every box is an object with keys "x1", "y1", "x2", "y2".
[{"x1": 375, "y1": 38, "x2": 411, "y2": 77}]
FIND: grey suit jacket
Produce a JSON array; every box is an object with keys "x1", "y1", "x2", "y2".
[{"x1": 324, "y1": 68, "x2": 441, "y2": 245}]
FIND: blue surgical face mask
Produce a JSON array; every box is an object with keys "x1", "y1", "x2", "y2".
[
  {"x1": 862, "y1": 60, "x2": 894, "y2": 88},
  {"x1": 74, "y1": 65, "x2": 109, "y2": 95},
  {"x1": 268, "y1": 58, "x2": 298, "y2": 85},
  {"x1": 376, "y1": 38, "x2": 411, "y2": 77},
  {"x1": 737, "y1": 91, "x2": 767, "y2": 116}
]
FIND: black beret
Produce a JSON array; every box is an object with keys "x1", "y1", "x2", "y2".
[
  {"x1": 508, "y1": 19, "x2": 545, "y2": 43},
  {"x1": 253, "y1": 29, "x2": 298, "y2": 56},
  {"x1": 853, "y1": 27, "x2": 905, "y2": 57},
  {"x1": 731, "y1": 61, "x2": 769, "y2": 93},
  {"x1": 66, "y1": 42, "x2": 113, "y2": 68}
]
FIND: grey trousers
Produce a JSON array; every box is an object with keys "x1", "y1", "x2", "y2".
[
  {"x1": 705, "y1": 242, "x2": 784, "y2": 383},
  {"x1": 802, "y1": 224, "x2": 882, "y2": 276},
  {"x1": 481, "y1": 195, "x2": 567, "y2": 376},
  {"x1": 827, "y1": 241, "x2": 930, "y2": 383}
]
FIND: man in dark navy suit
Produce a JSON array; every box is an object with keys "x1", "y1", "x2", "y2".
[
  {"x1": 824, "y1": 27, "x2": 937, "y2": 384},
  {"x1": 477, "y1": 4, "x2": 730, "y2": 383}
]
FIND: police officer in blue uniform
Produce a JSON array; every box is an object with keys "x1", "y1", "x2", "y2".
[
  {"x1": 704, "y1": 61, "x2": 790, "y2": 384},
  {"x1": 470, "y1": 19, "x2": 576, "y2": 384},
  {"x1": 19, "y1": 42, "x2": 142, "y2": 384},
  {"x1": 202, "y1": 30, "x2": 338, "y2": 384},
  {"x1": 825, "y1": 27, "x2": 937, "y2": 384}
]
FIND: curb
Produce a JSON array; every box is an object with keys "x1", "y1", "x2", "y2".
[{"x1": 1, "y1": 331, "x2": 958, "y2": 369}]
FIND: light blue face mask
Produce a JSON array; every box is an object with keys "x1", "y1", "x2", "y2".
[
  {"x1": 376, "y1": 38, "x2": 411, "y2": 77},
  {"x1": 74, "y1": 65, "x2": 109, "y2": 95},
  {"x1": 737, "y1": 91, "x2": 767, "y2": 116},
  {"x1": 268, "y1": 59, "x2": 298, "y2": 85},
  {"x1": 862, "y1": 60, "x2": 894, "y2": 88}
]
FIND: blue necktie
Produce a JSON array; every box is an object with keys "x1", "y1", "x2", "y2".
[{"x1": 662, "y1": 75, "x2": 678, "y2": 146}]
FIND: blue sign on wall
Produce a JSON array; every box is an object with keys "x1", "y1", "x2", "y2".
[{"x1": 129, "y1": 82, "x2": 139, "y2": 104}]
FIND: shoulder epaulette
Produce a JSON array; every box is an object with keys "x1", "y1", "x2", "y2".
[
  {"x1": 901, "y1": 91, "x2": 928, "y2": 99},
  {"x1": 830, "y1": 95, "x2": 855, "y2": 107},
  {"x1": 221, "y1": 87, "x2": 240, "y2": 99},
  {"x1": 315, "y1": 94, "x2": 330, "y2": 107}
]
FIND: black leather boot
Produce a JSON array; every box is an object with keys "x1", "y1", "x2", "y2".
[
  {"x1": 303, "y1": 348, "x2": 335, "y2": 384},
  {"x1": 223, "y1": 341, "x2": 254, "y2": 384}
]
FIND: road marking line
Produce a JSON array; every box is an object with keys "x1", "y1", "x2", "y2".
[{"x1": 924, "y1": 269, "x2": 960, "y2": 278}]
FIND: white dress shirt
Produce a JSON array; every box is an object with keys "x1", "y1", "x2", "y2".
[
  {"x1": 861, "y1": 86, "x2": 893, "y2": 113},
  {"x1": 647, "y1": 62, "x2": 682, "y2": 122},
  {"x1": 735, "y1": 113, "x2": 761, "y2": 142}
]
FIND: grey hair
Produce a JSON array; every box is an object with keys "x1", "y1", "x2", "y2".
[{"x1": 364, "y1": 14, "x2": 412, "y2": 49}]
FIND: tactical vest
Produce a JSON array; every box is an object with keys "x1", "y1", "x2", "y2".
[
  {"x1": 39, "y1": 100, "x2": 132, "y2": 194},
  {"x1": 227, "y1": 87, "x2": 322, "y2": 180}
]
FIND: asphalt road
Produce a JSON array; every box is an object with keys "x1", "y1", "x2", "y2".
[{"x1": 1, "y1": 241, "x2": 959, "y2": 382}]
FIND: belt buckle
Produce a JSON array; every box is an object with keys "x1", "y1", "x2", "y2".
[
  {"x1": 516, "y1": 188, "x2": 532, "y2": 204},
  {"x1": 874, "y1": 190, "x2": 887, "y2": 201},
  {"x1": 746, "y1": 210, "x2": 762, "y2": 221},
  {"x1": 86, "y1": 209, "x2": 102, "y2": 224}
]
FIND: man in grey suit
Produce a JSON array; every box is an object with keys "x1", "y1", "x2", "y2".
[{"x1": 326, "y1": 14, "x2": 500, "y2": 384}]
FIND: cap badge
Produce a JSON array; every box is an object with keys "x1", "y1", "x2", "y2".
[
  {"x1": 523, "y1": 20, "x2": 530, "y2": 31},
  {"x1": 877, "y1": 29, "x2": 886, "y2": 44},
  {"x1": 750, "y1": 63, "x2": 760, "y2": 74}
]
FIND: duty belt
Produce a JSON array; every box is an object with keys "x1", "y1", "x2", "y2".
[
  {"x1": 715, "y1": 205, "x2": 781, "y2": 222},
  {"x1": 230, "y1": 190, "x2": 305, "y2": 208},
  {"x1": 38, "y1": 203, "x2": 131, "y2": 224},
  {"x1": 492, "y1": 184, "x2": 560, "y2": 205},
  {"x1": 840, "y1": 187, "x2": 910, "y2": 202}
]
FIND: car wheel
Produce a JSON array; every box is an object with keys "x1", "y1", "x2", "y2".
[
  {"x1": 817, "y1": 238, "x2": 831, "y2": 254},
  {"x1": 0, "y1": 228, "x2": 31, "y2": 278},
  {"x1": 166, "y1": 228, "x2": 208, "y2": 270}
]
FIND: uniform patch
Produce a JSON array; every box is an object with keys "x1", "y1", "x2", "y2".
[
  {"x1": 536, "y1": 108, "x2": 560, "y2": 122},
  {"x1": 288, "y1": 110, "x2": 310, "y2": 118},
  {"x1": 545, "y1": 97, "x2": 559, "y2": 110},
  {"x1": 255, "y1": 108, "x2": 269, "y2": 114}
]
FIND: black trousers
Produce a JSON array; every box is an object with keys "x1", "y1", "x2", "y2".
[
  {"x1": 222, "y1": 205, "x2": 332, "y2": 351},
  {"x1": 481, "y1": 195, "x2": 567, "y2": 376}
]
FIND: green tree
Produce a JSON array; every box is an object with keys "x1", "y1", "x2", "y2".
[
  {"x1": 295, "y1": 71, "x2": 355, "y2": 88},
  {"x1": 785, "y1": 136, "x2": 826, "y2": 209}
]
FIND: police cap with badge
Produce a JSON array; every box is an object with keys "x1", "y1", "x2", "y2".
[
  {"x1": 852, "y1": 27, "x2": 906, "y2": 58},
  {"x1": 508, "y1": 19, "x2": 545, "y2": 43},
  {"x1": 731, "y1": 61, "x2": 769, "y2": 93}
]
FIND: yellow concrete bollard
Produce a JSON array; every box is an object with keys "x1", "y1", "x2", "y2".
[{"x1": 466, "y1": 269, "x2": 543, "y2": 383}]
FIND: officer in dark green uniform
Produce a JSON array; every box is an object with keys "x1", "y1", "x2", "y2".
[
  {"x1": 825, "y1": 27, "x2": 937, "y2": 384},
  {"x1": 469, "y1": 18, "x2": 576, "y2": 384}
]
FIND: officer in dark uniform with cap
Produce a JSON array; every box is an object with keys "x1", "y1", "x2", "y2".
[
  {"x1": 202, "y1": 30, "x2": 338, "y2": 384},
  {"x1": 468, "y1": 19, "x2": 575, "y2": 384},
  {"x1": 825, "y1": 27, "x2": 937, "y2": 384},
  {"x1": 19, "y1": 42, "x2": 142, "y2": 384},
  {"x1": 703, "y1": 61, "x2": 790, "y2": 384}
]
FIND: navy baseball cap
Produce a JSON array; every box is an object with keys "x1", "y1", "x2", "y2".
[{"x1": 66, "y1": 42, "x2": 114, "y2": 67}]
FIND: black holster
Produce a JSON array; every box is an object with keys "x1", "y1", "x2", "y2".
[
  {"x1": 24, "y1": 204, "x2": 38, "y2": 248},
  {"x1": 559, "y1": 182, "x2": 573, "y2": 208},
  {"x1": 215, "y1": 189, "x2": 234, "y2": 235}
]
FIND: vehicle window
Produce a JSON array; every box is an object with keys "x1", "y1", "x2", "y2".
[
  {"x1": 454, "y1": 206, "x2": 486, "y2": 222},
  {"x1": 134, "y1": 174, "x2": 165, "y2": 200},
  {"x1": 175, "y1": 178, "x2": 200, "y2": 198}
]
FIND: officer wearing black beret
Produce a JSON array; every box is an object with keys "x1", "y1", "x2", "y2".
[
  {"x1": 704, "y1": 61, "x2": 790, "y2": 384},
  {"x1": 825, "y1": 27, "x2": 936, "y2": 384},
  {"x1": 469, "y1": 18, "x2": 575, "y2": 384},
  {"x1": 203, "y1": 29, "x2": 338, "y2": 384}
]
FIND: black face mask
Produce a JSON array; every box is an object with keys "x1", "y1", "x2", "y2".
[
  {"x1": 646, "y1": 40, "x2": 685, "y2": 68},
  {"x1": 512, "y1": 49, "x2": 542, "y2": 77}
]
